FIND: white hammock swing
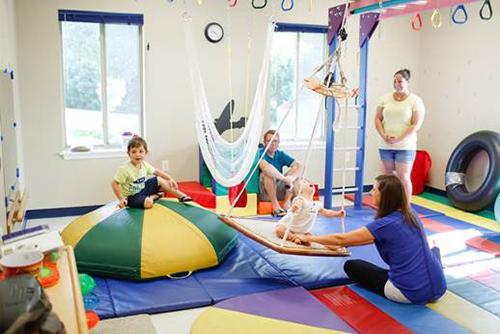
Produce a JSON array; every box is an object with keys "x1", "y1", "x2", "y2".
[{"x1": 183, "y1": 11, "x2": 352, "y2": 257}]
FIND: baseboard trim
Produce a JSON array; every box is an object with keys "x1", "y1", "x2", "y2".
[
  {"x1": 424, "y1": 185, "x2": 447, "y2": 196},
  {"x1": 423, "y1": 185, "x2": 494, "y2": 211},
  {"x1": 25, "y1": 205, "x2": 103, "y2": 220}
]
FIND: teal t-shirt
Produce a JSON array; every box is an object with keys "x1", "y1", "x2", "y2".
[
  {"x1": 113, "y1": 161, "x2": 155, "y2": 197},
  {"x1": 258, "y1": 148, "x2": 295, "y2": 173}
]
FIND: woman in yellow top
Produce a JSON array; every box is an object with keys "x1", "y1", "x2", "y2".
[{"x1": 375, "y1": 69, "x2": 425, "y2": 200}]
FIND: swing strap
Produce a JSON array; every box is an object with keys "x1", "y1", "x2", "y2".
[
  {"x1": 252, "y1": 0, "x2": 267, "y2": 9},
  {"x1": 480, "y1": 0, "x2": 493, "y2": 21},
  {"x1": 452, "y1": 4, "x2": 468, "y2": 24}
]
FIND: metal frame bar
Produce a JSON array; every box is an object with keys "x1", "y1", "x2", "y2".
[{"x1": 325, "y1": 5, "x2": 380, "y2": 209}]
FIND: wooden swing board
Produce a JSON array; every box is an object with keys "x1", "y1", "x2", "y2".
[
  {"x1": 303, "y1": 78, "x2": 349, "y2": 99},
  {"x1": 218, "y1": 215, "x2": 350, "y2": 257}
]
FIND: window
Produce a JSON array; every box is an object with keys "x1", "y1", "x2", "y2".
[
  {"x1": 59, "y1": 10, "x2": 144, "y2": 148},
  {"x1": 269, "y1": 23, "x2": 327, "y2": 142}
]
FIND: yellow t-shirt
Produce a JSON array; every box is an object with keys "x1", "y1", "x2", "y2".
[
  {"x1": 113, "y1": 161, "x2": 156, "y2": 197},
  {"x1": 378, "y1": 93, "x2": 425, "y2": 150}
]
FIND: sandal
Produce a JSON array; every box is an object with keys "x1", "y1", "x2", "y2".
[
  {"x1": 179, "y1": 196, "x2": 193, "y2": 203},
  {"x1": 272, "y1": 208, "x2": 287, "y2": 217}
]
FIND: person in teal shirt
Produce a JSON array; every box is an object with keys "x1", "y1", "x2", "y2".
[
  {"x1": 112, "y1": 137, "x2": 192, "y2": 209},
  {"x1": 258, "y1": 129, "x2": 304, "y2": 217}
]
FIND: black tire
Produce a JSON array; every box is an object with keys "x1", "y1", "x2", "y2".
[{"x1": 445, "y1": 130, "x2": 500, "y2": 212}]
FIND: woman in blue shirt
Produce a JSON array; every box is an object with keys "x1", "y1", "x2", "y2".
[{"x1": 297, "y1": 174, "x2": 446, "y2": 304}]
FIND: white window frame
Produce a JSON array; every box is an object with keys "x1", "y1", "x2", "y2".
[
  {"x1": 59, "y1": 15, "x2": 144, "y2": 158},
  {"x1": 270, "y1": 24, "x2": 328, "y2": 150}
]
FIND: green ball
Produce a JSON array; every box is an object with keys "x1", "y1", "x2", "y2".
[{"x1": 79, "y1": 273, "x2": 96, "y2": 295}]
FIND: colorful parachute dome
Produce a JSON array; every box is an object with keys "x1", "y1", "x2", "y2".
[{"x1": 61, "y1": 199, "x2": 238, "y2": 280}]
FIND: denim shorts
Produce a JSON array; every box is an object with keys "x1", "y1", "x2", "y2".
[
  {"x1": 127, "y1": 177, "x2": 160, "y2": 208},
  {"x1": 379, "y1": 149, "x2": 416, "y2": 164}
]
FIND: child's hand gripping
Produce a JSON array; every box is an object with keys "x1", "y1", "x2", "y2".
[{"x1": 118, "y1": 198, "x2": 128, "y2": 208}]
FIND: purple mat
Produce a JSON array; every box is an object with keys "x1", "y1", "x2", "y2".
[{"x1": 215, "y1": 287, "x2": 354, "y2": 333}]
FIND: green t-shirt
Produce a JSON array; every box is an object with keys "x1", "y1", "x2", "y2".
[{"x1": 114, "y1": 161, "x2": 156, "y2": 197}]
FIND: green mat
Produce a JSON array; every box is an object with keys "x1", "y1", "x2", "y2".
[{"x1": 418, "y1": 191, "x2": 495, "y2": 220}]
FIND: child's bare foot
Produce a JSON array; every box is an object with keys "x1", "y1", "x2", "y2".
[{"x1": 144, "y1": 197, "x2": 154, "y2": 209}]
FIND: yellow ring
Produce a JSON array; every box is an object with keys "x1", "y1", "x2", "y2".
[{"x1": 431, "y1": 9, "x2": 442, "y2": 29}]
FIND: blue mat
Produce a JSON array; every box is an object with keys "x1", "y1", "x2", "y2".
[
  {"x1": 193, "y1": 239, "x2": 297, "y2": 303},
  {"x1": 446, "y1": 274, "x2": 500, "y2": 317},
  {"x1": 92, "y1": 277, "x2": 116, "y2": 319},
  {"x1": 350, "y1": 285, "x2": 470, "y2": 334},
  {"x1": 93, "y1": 275, "x2": 212, "y2": 318}
]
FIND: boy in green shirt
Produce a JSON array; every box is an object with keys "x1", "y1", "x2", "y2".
[{"x1": 112, "y1": 137, "x2": 192, "y2": 209}]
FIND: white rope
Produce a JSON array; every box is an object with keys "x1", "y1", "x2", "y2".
[{"x1": 302, "y1": 95, "x2": 326, "y2": 178}]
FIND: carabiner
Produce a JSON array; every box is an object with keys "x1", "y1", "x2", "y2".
[
  {"x1": 252, "y1": 0, "x2": 267, "y2": 9},
  {"x1": 431, "y1": 9, "x2": 442, "y2": 28},
  {"x1": 281, "y1": 0, "x2": 294, "y2": 12},
  {"x1": 452, "y1": 4, "x2": 468, "y2": 24},
  {"x1": 411, "y1": 12, "x2": 423, "y2": 31},
  {"x1": 480, "y1": 0, "x2": 493, "y2": 21}
]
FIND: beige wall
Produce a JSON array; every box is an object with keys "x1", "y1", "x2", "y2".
[
  {"x1": 418, "y1": 2, "x2": 500, "y2": 190},
  {"x1": 15, "y1": 0, "x2": 423, "y2": 209}
]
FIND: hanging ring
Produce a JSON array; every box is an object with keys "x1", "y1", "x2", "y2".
[
  {"x1": 281, "y1": 0, "x2": 294, "y2": 12},
  {"x1": 452, "y1": 4, "x2": 468, "y2": 24},
  {"x1": 252, "y1": 0, "x2": 267, "y2": 9},
  {"x1": 228, "y1": 0, "x2": 237, "y2": 8},
  {"x1": 431, "y1": 9, "x2": 442, "y2": 28},
  {"x1": 480, "y1": 0, "x2": 493, "y2": 21},
  {"x1": 411, "y1": 12, "x2": 423, "y2": 31}
]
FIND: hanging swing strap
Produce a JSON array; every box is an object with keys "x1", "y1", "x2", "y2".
[
  {"x1": 252, "y1": 0, "x2": 267, "y2": 10},
  {"x1": 480, "y1": 0, "x2": 493, "y2": 21},
  {"x1": 452, "y1": 4, "x2": 468, "y2": 24}
]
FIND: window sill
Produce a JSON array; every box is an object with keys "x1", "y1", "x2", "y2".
[
  {"x1": 59, "y1": 148, "x2": 128, "y2": 160},
  {"x1": 279, "y1": 140, "x2": 326, "y2": 151}
]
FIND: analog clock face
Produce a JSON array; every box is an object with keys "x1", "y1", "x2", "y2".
[{"x1": 205, "y1": 22, "x2": 224, "y2": 43}]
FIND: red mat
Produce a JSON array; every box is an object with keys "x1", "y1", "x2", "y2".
[
  {"x1": 166, "y1": 181, "x2": 216, "y2": 208},
  {"x1": 311, "y1": 286, "x2": 412, "y2": 334},
  {"x1": 420, "y1": 217, "x2": 455, "y2": 233},
  {"x1": 345, "y1": 194, "x2": 377, "y2": 209},
  {"x1": 465, "y1": 236, "x2": 500, "y2": 257}
]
